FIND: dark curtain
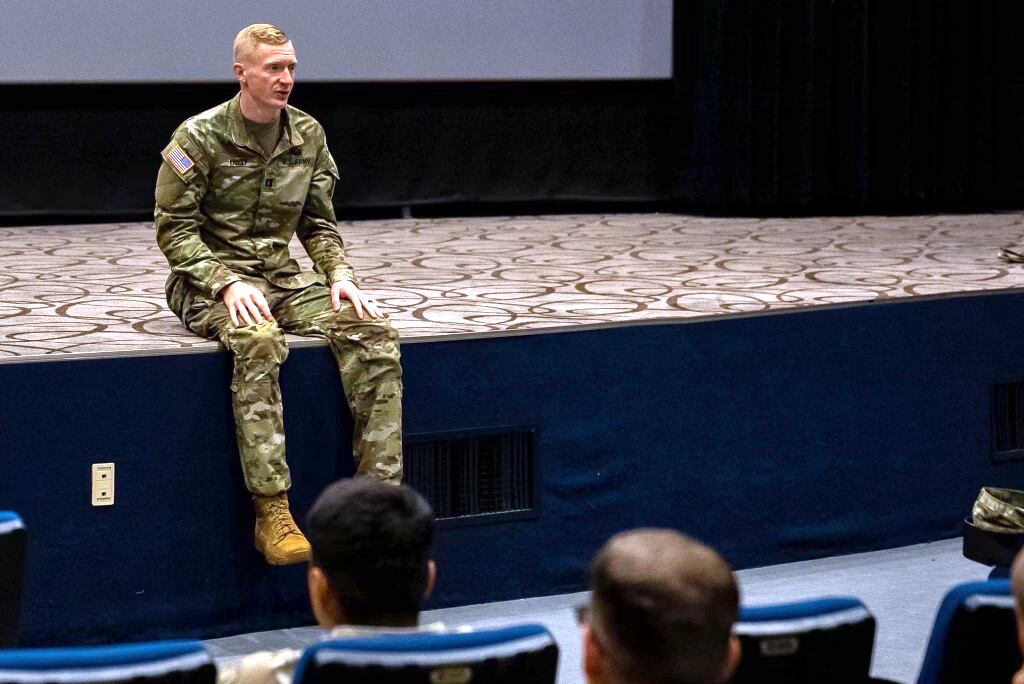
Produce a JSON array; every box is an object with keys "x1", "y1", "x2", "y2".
[
  {"x1": 672, "y1": 0, "x2": 1024, "y2": 212},
  {"x1": 0, "y1": 81, "x2": 673, "y2": 222}
]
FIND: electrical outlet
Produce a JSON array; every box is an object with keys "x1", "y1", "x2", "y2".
[{"x1": 91, "y1": 463, "x2": 114, "y2": 506}]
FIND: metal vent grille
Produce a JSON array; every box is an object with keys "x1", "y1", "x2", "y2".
[
  {"x1": 404, "y1": 429, "x2": 536, "y2": 524},
  {"x1": 992, "y1": 383, "x2": 1024, "y2": 460}
]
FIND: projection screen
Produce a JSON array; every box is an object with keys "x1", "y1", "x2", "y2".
[{"x1": 1, "y1": 0, "x2": 672, "y2": 83}]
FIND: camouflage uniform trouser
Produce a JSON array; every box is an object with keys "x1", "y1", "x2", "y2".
[{"x1": 168, "y1": 278, "x2": 403, "y2": 496}]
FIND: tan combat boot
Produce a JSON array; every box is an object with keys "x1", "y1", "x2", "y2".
[{"x1": 253, "y1": 492, "x2": 311, "y2": 565}]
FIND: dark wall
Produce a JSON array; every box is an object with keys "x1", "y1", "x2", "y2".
[{"x1": 0, "y1": 80, "x2": 673, "y2": 223}]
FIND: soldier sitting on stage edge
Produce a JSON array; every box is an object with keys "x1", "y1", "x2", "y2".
[{"x1": 154, "y1": 23, "x2": 403, "y2": 565}]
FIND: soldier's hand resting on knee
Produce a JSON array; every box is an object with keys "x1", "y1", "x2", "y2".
[
  {"x1": 331, "y1": 280, "x2": 384, "y2": 319},
  {"x1": 222, "y1": 281, "x2": 275, "y2": 327}
]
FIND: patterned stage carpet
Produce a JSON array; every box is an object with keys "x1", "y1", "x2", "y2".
[{"x1": 2, "y1": 213, "x2": 1024, "y2": 361}]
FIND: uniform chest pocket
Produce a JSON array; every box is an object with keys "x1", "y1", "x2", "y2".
[
  {"x1": 273, "y1": 162, "x2": 314, "y2": 209},
  {"x1": 208, "y1": 162, "x2": 263, "y2": 209}
]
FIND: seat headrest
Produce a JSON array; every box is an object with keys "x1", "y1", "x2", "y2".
[
  {"x1": 736, "y1": 596, "x2": 871, "y2": 635},
  {"x1": 294, "y1": 624, "x2": 557, "y2": 683},
  {"x1": 0, "y1": 513, "x2": 24, "y2": 535},
  {"x1": 916, "y1": 579, "x2": 1016, "y2": 684},
  {"x1": 0, "y1": 640, "x2": 213, "y2": 684}
]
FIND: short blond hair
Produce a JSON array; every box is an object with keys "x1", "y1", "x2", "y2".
[{"x1": 233, "y1": 24, "x2": 289, "y2": 64}]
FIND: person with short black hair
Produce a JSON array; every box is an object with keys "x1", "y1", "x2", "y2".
[
  {"x1": 306, "y1": 477, "x2": 435, "y2": 627},
  {"x1": 579, "y1": 529, "x2": 741, "y2": 684},
  {"x1": 219, "y1": 479, "x2": 441, "y2": 684}
]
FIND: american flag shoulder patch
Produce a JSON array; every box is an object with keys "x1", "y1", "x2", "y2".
[{"x1": 164, "y1": 143, "x2": 195, "y2": 175}]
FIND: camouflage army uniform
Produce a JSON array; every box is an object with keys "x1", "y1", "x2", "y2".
[{"x1": 154, "y1": 94, "x2": 402, "y2": 495}]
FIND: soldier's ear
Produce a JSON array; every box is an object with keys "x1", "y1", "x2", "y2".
[
  {"x1": 721, "y1": 635, "x2": 741, "y2": 683},
  {"x1": 424, "y1": 560, "x2": 436, "y2": 600},
  {"x1": 581, "y1": 623, "x2": 609, "y2": 684},
  {"x1": 233, "y1": 62, "x2": 246, "y2": 85},
  {"x1": 308, "y1": 565, "x2": 345, "y2": 627}
]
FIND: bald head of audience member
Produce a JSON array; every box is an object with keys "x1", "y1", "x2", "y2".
[
  {"x1": 1011, "y1": 549, "x2": 1024, "y2": 684},
  {"x1": 582, "y1": 529, "x2": 741, "y2": 684}
]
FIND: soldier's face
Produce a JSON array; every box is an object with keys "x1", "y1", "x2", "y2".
[{"x1": 238, "y1": 41, "x2": 297, "y2": 110}]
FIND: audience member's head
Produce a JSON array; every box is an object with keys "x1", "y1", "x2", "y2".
[
  {"x1": 1011, "y1": 549, "x2": 1024, "y2": 669},
  {"x1": 581, "y1": 529, "x2": 740, "y2": 684},
  {"x1": 306, "y1": 479, "x2": 435, "y2": 628}
]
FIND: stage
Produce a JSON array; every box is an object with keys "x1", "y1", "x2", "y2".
[
  {"x1": 3, "y1": 213, "x2": 1024, "y2": 646},
  {"x1": 3, "y1": 212, "x2": 1024, "y2": 360}
]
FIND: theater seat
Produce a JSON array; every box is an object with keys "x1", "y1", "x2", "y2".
[
  {"x1": 0, "y1": 640, "x2": 215, "y2": 684},
  {"x1": 0, "y1": 512, "x2": 26, "y2": 647},
  {"x1": 732, "y1": 596, "x2": 890, "y2": 684},
  {"x1": 293, "y1": 624, "x2": 558, "y2": 684},
  {"x1": 916, "y1": 579, "x2": 1021, "y2": 684}
]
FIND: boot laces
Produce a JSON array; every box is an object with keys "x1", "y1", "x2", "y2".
[{"x1": 266, "y1": 498, "x2": 300, "y2": 541}]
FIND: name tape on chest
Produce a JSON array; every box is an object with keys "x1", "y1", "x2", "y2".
[{"x1": 164, "y1": 144, "x2": 195, "y2": 175}]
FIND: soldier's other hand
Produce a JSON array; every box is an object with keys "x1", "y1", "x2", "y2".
[
  {"x1": 331, "y1": 280, "x2": 384, "y2": 320},
  {"x1": 222, "y1": 281, "x2": 274, "y2": 327}
]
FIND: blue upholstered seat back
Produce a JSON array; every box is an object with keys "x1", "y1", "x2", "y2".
[
  {"x1": 0, "y1": 512, "x2": 26, "y2": 648},
  {"x1": 0, "y1": 640, "x2": 215, "y2": 684},
  {"x1": 916, "y1": 579, "x2": 1020, "y2": 684},
  {"x1": 732, "y1": 596, "x2": 875, "y2": 684},
  {"x1": 293, "y1": 624, "x2": 558, "y2": 684}
]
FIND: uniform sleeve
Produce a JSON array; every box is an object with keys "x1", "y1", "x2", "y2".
[
  {"x1": 296, "y1": 129, "x2": 355, "y2": 285},
  {"x1": 154, "y1": 130, "x2": 241, "y2": 299}
]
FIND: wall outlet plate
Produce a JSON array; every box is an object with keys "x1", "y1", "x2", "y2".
[{"x1": 91, "y1": 462, "x2": 114, "y2": 506}]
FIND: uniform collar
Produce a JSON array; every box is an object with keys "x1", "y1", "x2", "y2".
[{"x1": 227, "y1": 93, "x2": 304, "y2": 156}]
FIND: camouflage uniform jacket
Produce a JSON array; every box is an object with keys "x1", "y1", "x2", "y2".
[{"x1": 155, "y1": 94, "x2": 354, "y2": 302}]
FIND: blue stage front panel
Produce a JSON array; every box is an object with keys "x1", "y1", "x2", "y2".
[{"x1": 3, "y1": 291, "x2": 1024, "y2": 644}]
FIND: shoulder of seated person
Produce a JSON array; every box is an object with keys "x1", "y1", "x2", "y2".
[
  {"x1": 325, "y1": 621, "x2": 460, "y2": 638},
  {"x1": 219, "y1": 648, "x2": 301, "y2": 684}
]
